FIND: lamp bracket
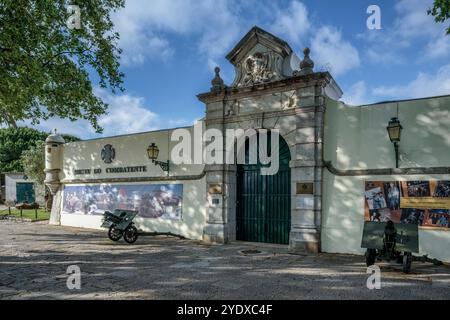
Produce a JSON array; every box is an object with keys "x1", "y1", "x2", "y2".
[{"x1": 153, "y1": 160, "x2": 170, "y2": 174}]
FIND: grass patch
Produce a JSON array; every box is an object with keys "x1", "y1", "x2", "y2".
[{"x1": 0, "y1": 208, "x2": 50, "y2": 221}]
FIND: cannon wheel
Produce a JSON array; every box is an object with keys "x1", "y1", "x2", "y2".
[
  {"x1": 403, "y1": 252, "x2": 412, "y2": 273},
  {"x1": 123, "y1": 226, "x2": 138, "y2": 244},
  {"x1": 108, "y1": 225, "x2": 122, "y2": 241},
  {"x1": 366, "y1": 248, "x2": 376, "y2": 266}
]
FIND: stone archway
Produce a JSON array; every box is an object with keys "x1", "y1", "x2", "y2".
[
  {"x1": 199, "y1": 26, "x2": 338, "y2": 252},
  {"x1": 235, "y1": 130, "x2": 291, "y2": 244}
]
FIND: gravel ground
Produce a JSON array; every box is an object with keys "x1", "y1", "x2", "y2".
[{"x1": 0, "y1": 220, "x2": 449, "y2": 300}]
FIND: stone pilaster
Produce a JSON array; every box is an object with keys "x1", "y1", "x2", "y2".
[
  {"x1": 203, "y1": 164, "x2": 236, "y2": 243},
  {"x1": 201, "y1": 96, "x2": 238, "y2": 243},
  {"x1": 289, "y1": 83, "x2": 325, "y2": 253}
]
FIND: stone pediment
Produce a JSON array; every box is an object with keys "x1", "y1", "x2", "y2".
[{"x1": 226, "y1": 26, "x2": 299, "y2": 88}]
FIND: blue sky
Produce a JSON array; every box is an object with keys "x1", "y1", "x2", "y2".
[{"x1": 30, "y1": 0, "x2": 450, "y2": 139}]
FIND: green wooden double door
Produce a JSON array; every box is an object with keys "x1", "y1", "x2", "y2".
[
  {"x1": 16, "y1": 182, "x2": 35, "y2": 203},
  {"x1": 236, "y1": 132, "x2": 291, "y2": 244}
]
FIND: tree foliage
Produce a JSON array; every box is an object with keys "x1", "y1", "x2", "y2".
[
  {"x1": 428, "y1": 0, "x2": 450, "y2": 35},
  {"x1": 0, "y1": 127, "x2": 79, "y2": 172},
  {"x1": 0, "y1": 0, "x2": 125, "y2": 132}
]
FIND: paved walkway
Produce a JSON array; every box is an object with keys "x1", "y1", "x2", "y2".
[{"x1": 0, "y1": 220, "x2": 449, "y2": 300}]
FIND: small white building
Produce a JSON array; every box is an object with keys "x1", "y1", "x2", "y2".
[{"x1": 1, "y1": 173, "x2": 44, "y2": 205}]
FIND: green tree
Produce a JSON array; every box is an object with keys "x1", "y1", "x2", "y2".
[
  {"x1": 0, "y1": 0, "x2": 125, "y2": 132},
  {"x1": 0, "y1": 127, "x2": 79, "y2": 172},
  {"x1": 428, "y1": 0, "x2": 450, "y2": 35},
  {"x1": 20, "y1": 132, "x2": 78, "y2": 210},
  {"x1": 21, "y1": 140, "x2": 46, "y2": 185}
]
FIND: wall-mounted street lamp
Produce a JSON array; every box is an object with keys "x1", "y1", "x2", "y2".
[
  {"x1": 386, "y1": 117, "x2": 403, "y2": 168},
  {"x1": 147, "y1": 142, "x2": 169, "y2": 175}
]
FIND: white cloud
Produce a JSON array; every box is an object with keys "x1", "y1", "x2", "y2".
[
  {"x1": 394, "y1": 0, "x2": 449, "y2": 61},
  {"x1": 357, "y1": 28, "x2": 409, "y2": 66},
  {"x1": 341, "y1": 81, "x2": 369, "y2": 105},
  {"x1": 195, "y1": 1, "x2": 241, "y2": 70},
  {"x1": 20, "y1": 117, "x2": 92, "y2": 138},
  {"x1": 393, "y1": 0, "x2": 438, "y2": 38},
  {"x1": 360, "y1": 0, "x2": 448, "y2": 64},
  {"x1": 113, "y1": 0, "x2": 363, "y2": 76},
  {"x1": 423, "y1": 36, "x2": 450, "y2": 60},
  {"x1": 364, "y1": 40, "x2": 406, "y2": 65},
  {"x1": 113, "y1": 0, "x2": 241, "y2": 67},
  {"x1": 23, "y1": 90, "x2": 195, "y2": 139},
  {"x1": 95, "y1": 90, "x2": 160, "y2": 136},
  {"x1": 271, "y1": 1, "x2": 310, "y2": 46},
  {"x1": 311, "y1": 26, "x2": 360, "y2": 76},
  {"x1": 268, "y1": 1, "x2": 361, "y2": 76},
  {"x1": 372, "y1": 64, "x2": 450, "y2": 99},
  {"x1": 118, "y1": 28, "x2": 174, "y2": 65}
]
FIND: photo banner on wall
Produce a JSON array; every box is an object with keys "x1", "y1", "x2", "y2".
[
  {"x1": 63, "y1": 184, "x2": 183, "y2": 219},
  {"x1": 364, "y1": 180, "x2": 450, "y2": 230}
]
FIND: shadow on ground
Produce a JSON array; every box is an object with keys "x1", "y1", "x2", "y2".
[{"x1": 0, "y1": 221, "x2": 449, "y2": 300}]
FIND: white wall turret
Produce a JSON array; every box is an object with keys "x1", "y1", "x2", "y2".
[{"x1": 45, "y1": 130, "x2": 65, "y2": 174}]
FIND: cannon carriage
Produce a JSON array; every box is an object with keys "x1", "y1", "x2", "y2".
[
  {"x1": 361, "y1": 221, "x2": 419, "y2": 273},
  {"x1": 101, "y1": 209, "x2": 139, "y2": 244}
]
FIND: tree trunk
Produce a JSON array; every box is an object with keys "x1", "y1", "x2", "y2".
[{"x1": 8, "y1": 118, "x2": 17, "y2": 128}]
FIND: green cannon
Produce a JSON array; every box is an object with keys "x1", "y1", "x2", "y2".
[
  {"x1": 101, "y1": 209, "x2": 139, "y2": 244},
  {"x1": 361, "y1": 221, "x2": 419, "y2": 273}
]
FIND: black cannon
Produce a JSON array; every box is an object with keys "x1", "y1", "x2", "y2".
[
  {"x1": 361, "y1": 221, "x2": 419, "y2": 273},
  {"x1": 101, "y1": 209, "x2": 139, "y2": 244}
]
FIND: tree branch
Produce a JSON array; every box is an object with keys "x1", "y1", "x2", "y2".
[{"x1": 41, "y1": 45, "x2": 95, "y2": 67}]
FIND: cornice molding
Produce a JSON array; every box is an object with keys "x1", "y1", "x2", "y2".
[
  {"x1": 60, "y1": 171, "x2": 206, "y2": 185},
  {"x1": 197, "y1": 72, "x2": 332, "y2": 103},
  {"x1": 324, "y1": 161, "x2": 450, "y2": 176}
]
